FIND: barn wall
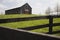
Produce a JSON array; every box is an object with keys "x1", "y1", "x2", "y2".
[
  {"x1": 21, "y1": 4, "x2": 32, "y2": 14},
  {"x1": 5, "y1": 3, "x2": 32, "y2": 14},
  {"x1": 5, "y1": 8, "x2": 20, "y2": 14}
]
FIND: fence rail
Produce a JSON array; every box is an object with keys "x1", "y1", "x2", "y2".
[
  {"x1": 0, "y1": 15, "x2": 60, "y2": 23},
  {"x1": 0, "y1": 15, "x2": 60, "y2": 34},
  {"x1": 18, "y1": 23, "x2": 60, "y2": 30},
  {"x1": 0, "y1": 15, "x2": 60, "y2": 40},
  {"x1": 0, "y1": 27, "x2": 60, "y2": 40}
]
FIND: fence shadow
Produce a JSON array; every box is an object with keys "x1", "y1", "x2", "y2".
[
  {"x1": 18, "y1": 23, "x2": 60, "y2": 30},
  {"x1": 46, "y1": 30, "x2": 60, "y2": 34},
  {"x1": 18, "y1": 24, "x2": 49, "y2": 30}
]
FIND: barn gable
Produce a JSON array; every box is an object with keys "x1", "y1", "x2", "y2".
[{"x1": 21, "y1": 3, "x2": 32, "y2": 9}]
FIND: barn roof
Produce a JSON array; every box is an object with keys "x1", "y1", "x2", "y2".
[
  {"x1": 21, "y1": 3, "x2": 32, "y2": 9},
  {"x1": 6, "y1": 3, "x2": 32, "y2": 11}
]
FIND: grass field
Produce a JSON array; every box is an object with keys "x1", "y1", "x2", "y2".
[
  {"x1": 31, "y1": 26, "x2": 60, "y2": 36},
  {"x1": 53, "y1": 18, "x2": 60, "y2": 23},
  {"x1": 0, "y1": 14, "x2": 41, "y2": 19},
  {"x1": 0, "y1": 14, "x2": 60, "y2": 36},
  {"x1": 31, "y1": 26, "x2": 60, "y2": 33},
  {"x1": 0, "y1": 18, "x2": 60, "y2": 28},
  {"x1": 0, "y1": 19, "x2": 49, "y2": 28}
]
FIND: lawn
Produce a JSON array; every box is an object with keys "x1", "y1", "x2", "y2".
[
  {"x1": 0, "y1": 18, "x2": 60, "y2": 28},
  {"x1": 31, "y1": 26, "x2": 60, "y2": 36},
  {"x1": 53, "y1": 18, "x2": 60, "y2": 23},
  {"x1": 0, "y1": 19, "x2": 49, "y2": 28},
  {"x1": 0, "y1": 14, "x2": 41, "y2": 19},
  {"x1": 53, "y1": 33, "x2": 60, "y2": 36},
  {"x1": 31, "y1": 26, "x2": 60, "y2": 33}
]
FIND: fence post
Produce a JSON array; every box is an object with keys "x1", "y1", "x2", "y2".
[{"x1": 49, "y1": 15, "x2": 53, "y2": 34}]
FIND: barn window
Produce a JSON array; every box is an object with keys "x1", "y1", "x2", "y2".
[{"x1": 25, "y1": 9, "x2": 29, "y2": 12}]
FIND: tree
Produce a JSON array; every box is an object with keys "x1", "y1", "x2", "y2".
[
  {"x1": 54, "y1": 3, "x2": 60, "y2": 15},
  {"x1": 45, "y1": 7, "x2": 51, "y2": 15}
]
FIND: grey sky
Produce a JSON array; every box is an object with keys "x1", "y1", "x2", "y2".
[{"x1": 0, "y1": 0, "x2": 60, "y2": 14}]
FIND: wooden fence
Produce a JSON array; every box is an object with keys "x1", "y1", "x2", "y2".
[
  {"x1": 0, "y1": 15, "x2": 60, "y2": 40},
  {"x1": 0, "y1": 15, "x2": 60, "y2": 23},
  {"x1": 0, "y1": 15, "x2": 60, "y2": 34},
  {"x1": 17, "y1": 15, "x2": 60, "y2": 34}
]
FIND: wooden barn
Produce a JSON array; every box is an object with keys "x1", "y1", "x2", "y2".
[{"x1": 5, "y1": 3, "x2": 32, "y2": 14}]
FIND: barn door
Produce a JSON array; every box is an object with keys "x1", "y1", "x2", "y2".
[{"x1": 24, "y1": 9, "x2": 29, "y2": 14}]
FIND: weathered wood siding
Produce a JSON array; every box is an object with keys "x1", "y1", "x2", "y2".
[{"x1": 5, "y1": 3, "x2": 32, "y2": 14}]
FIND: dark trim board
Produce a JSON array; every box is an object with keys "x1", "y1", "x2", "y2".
[{"x1": 0, "y1": 27, "x2": 60, "y2": 40}]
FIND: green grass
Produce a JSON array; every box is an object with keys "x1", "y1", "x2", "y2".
[
  {"x1": 53, "y1": 18, "x2": 60, "y2": 23},
  {"x1": 53, "y1": 26, "x2": 60, "y2": 31},
  {"x1": 31, "y1": 26, "x2": 60, "y2": 36},
  {"x1": 53, "y1": 26, "x2": 60, "y2": 36},
  {"x1": 53, "y1": 33, "x2": 60, "y2": 36},
  {"x1": 0, "y1": 18, "x2": 59, "y2": 28},
  {"x1": 31, "y1": 26, "x2": 60, "y2": 33},
  {"x1": 31, "y1": 27, "x2": 49, "y2": 33},
  {"x1": 0, "y1": 19, "x2": 49, "y2": 28},
  {"x1": 0, "y1": 14, "x2": 41, "y2": 19}
]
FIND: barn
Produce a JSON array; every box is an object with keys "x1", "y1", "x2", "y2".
[{"x1": 5, "y1": 3, "x2": 32, "y2": 14}]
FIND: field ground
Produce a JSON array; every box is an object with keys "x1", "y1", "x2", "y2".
[
  {"x1": 0, "y1": 18, "x2": 60, "y2": 28},
  {"x1": 31, "y1": 26, "x2": 60, "y2": 36},
  {"x1": 0, "y1": 19, "x2": 49, "y2": 28},
  {"x1": 0, "y1": 14, "x2": 60, "y2": 36},
  {"x1": 0, "y1": 14, "x2": 43, "y2": 19}
]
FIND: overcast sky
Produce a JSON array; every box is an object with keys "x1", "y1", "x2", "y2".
[{"x1": 0, "y1": 0, "x2": 60, "y2": 14}]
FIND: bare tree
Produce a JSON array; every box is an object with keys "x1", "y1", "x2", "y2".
[
  {"x1": 45, "y1": 7, "x2": 51, "y2": 15},
  {"x1": 54, "y1": 3, "x2": 60, "y2": 15}
]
